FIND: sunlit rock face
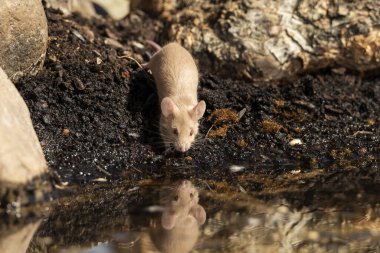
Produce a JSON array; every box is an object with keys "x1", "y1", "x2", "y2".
[
  {"x1": 0, "y1": 67, "x2": 47, "y2": 184},
  {"x1": 0, "y1": 0, "x2": 48, "y2": 81}
]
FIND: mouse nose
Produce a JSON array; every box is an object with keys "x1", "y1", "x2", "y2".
[{"x1": 177, "y1": 143, "x2": 188, "y2": 153}]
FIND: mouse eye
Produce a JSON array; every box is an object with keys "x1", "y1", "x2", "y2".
[
  {"x1": 173, "y1": 195, "x2": 179, "y2": 201},
  {"x1": 190, "y1": 192, "x2": 194, "y2": 198},
  {"x1": 190, "y1": 129, "x2": 194, "y2": 136},
  {"x1": 173, "y1": 128, "x2": 179, "y2": 135}
]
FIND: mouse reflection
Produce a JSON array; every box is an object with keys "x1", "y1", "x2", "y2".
[{"x1": 114, "y1": 180, "x2": 206, "y2": 253}]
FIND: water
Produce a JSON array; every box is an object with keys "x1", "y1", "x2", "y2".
[{"x1": 1, "y1": 162, "x2": 380, "y2": 253}]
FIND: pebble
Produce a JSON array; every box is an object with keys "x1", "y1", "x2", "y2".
[
  {"x1": 289, "y1": 138, "x2": 303, "y2": 146},
  {"x1": 229, "y1": 165, "x2": 245, "y2": 173},
  {"x1": 73, "y1": 77, "x2": 86, "y2": 90},
  {"x1": 62, "y1": 128, "x2": 70, "y2": 136},
  {"x1": 43, "y1": 115, "x2": 52, "y2": 124},
  {"x1": 71, "y1": 29, "x2": 86, "y2": 42},
  {"x1": 104, "y1": 38, "x2": 124, "y2": 49}
]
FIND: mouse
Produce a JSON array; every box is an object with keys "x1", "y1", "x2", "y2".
[
  {"x1": 145, "y1": 41, "x2": 206, "y2": 153},
  {"x1": 112, "y1": 180, "x2": 206, "y2": 253},
  {"x1": 149, "y1": 180, "x2": 206, "y2": 253}
]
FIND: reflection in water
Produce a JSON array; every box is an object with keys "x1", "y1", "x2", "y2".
[
  {"x1": 113, "y1": 180, "x2": 206, "y2": 253},
  {"x1": 14, "y1": 174, "x2": 380, "y2": 253},
  {"x1": 150, "y1": 180, "x2": 206, "y2": 253},
  {"x1": 203, "y1": 200, "x2": 380, "y2": 253},
  {"x1": 0, "y1": 220, "x2": 41, "y2": 253}
]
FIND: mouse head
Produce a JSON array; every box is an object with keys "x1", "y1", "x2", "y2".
[
  {"x1": 161, "y1": 180, "x2": 206, "y2": 230},
  {"x1": 161, "y1": 97, "x2": 206, "y2": 152}
]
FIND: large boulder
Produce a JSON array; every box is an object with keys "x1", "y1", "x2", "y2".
[
  {"x1": 0, "y1": 0, "x2": 48, "y2": 82},
  {"x1": 0, "y1": 67, "x2": 47, "y2": 185},
  {"x1": 164, "y1": 0, "x2": 380, "y2": 80}
]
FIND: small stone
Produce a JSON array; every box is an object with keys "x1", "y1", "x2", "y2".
[
  {"x1": 128, "y1": 132, "x2": 140, "y2": 138},
  {"x1": 289, "y1": 138, "x2": 303, "y2": 146},
  {"x1": 122, "y1": 70, "x2": 130, "y2": 79},
  {"x1": 104, "y1": 38, "x2": 125, "y2": 49},
  {"x1": 80, "y1": 26, "x2": 95, "y2": 43},
  {"x1": 131, "y1": 41, "x2": 145, "y2": 49},
  {"x1": 229, "y1": 165, "x2": 245, "y2": 173},
  {"x1": 71, "y1": 29, "x2": 86, "y2": 42},
  {"x1": 236, "y1": 138, "x2": 248, "y2": 148},
  {"x1": 96, "y1": 57, "x2": 102, "y2": 65},
  {"x1": 43, "y1": 115, "x2": 52, "y2": 124},
  {"x1": 62, "y1": 128, "x2": 70, "y2": 136},
  {"x1": 73, "y1": 77, "x2": 86, "y2": 90}
]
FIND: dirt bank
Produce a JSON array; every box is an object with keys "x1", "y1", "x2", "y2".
[{"x1": 16, "y1": 9, "x2": 379, "y2": 189}]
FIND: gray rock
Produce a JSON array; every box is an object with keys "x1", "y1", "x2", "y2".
[
  {"x1": 0, "y1": 0, "x2": 48, "y2": 82},
  {"x1": 0, "y1": 67, "x2": 47, "y2": 184}
]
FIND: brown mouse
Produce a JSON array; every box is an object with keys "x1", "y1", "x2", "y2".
[{"x1": 146, "y1": 42, "x2": 206, "y2": 153}]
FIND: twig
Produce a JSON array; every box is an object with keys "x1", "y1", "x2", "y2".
[
  {"x1": 201, "y1": 180, "x2": 214, "y2": 192},
  {"x1": 118, "y1": 55, "x2": 144, "y2": 69},
  {"x1": 352, "y1": 131, "x2": 373, "y2": 137},
  {"x1": 205, "y1": 122, "x2": 216, "y2": 138},
  {"x1": 95, "y1": 164, "x2": 112, "y2": 176}
]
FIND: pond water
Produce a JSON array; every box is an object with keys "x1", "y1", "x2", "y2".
[{"x1": 1, "y1": 162, "x2": 380, "y2": 253}]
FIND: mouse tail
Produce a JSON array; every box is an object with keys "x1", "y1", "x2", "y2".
[{"x1": 145, "y1": 39, "x2": 162, "y2": 52}]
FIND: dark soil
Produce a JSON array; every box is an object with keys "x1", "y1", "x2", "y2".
[
  {"x1": 16, "y1": 8, "x2": 380, "y2": 191},
  {"x1": 2, "y1": 8, "x2": 377, "y2": 252}
]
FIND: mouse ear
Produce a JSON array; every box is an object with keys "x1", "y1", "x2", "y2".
[
  {"x1": 190, "y1": 204, "x2": 206, "y2": 225},
  {"x1": 161, "y1": 210, "x2": 178, "y2": 230},
  {"x1": 192, "y1": 100, "x2": 206, "y2": 120},
  {"x1": 161, "y1": 97, "x2": 178, "y2": 118}
]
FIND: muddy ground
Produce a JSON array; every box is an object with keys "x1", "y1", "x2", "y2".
[
  {"x1": 15, "y1": 8, "x2": 380, "y2": 197},
  {"x1": 1, "y1": 7, "x2": 377, "y2": 251}
]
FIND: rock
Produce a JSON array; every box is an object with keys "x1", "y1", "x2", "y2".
[
  {"x1": 46, "y1": 0, "x2": 131, "y2": 20},
  {"x1": 91, "y1": 0, "x2": 130, "y2": 20},
  {"x1": 166, "y1": 0, "x2": 380, "y2": 80},
  {"x1": 0, "y1": 68, "x2": 47, "y2": 185},
  {"x1": 130, "y1": 0, "x2": 176, "y2": 16},
  {"x1": 0, "y1": 0, "x2": 48, "y2": 82},
  {"x1": 0, "y1": 221, "x2": 41, "y2": 253}
]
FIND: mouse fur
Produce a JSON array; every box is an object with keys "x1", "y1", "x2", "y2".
[{"x1": 147, "y1": 42, "x2": 206, "y2": 153}]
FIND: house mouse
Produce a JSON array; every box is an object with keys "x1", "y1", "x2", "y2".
[
  {"x1": 112, "y1": 180, "x2": 206, "y2": 253},
  {"x1": 145, "y1": 41, "x2": 206, "y2": 153},
  {"x1": 149, "y1": 180, "x2": 206, "y2": 253}
]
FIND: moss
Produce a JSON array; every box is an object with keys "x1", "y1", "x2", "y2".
[
  {"x1": 261, "y1": 119, "x2": 284, "y2": 133},
  {"x1": 367, "y1": 118, "x2": 375, "y2": 126},
  {"x1": 207, "y1": 108, "x2": 239, "y2": 124},
  {"x1": 208, "y1": 125, "x2": 230, "y2": 138},
  {"x1": 273, "y1": 99, "x2": 286, "y2": 108},
  {"x1": 236, "y1": 138, "x2": 248, "y2": 148},
  {"x1": 207, "y1": 108, "x2": 239, "y2": 138}
]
